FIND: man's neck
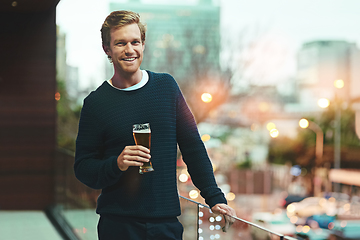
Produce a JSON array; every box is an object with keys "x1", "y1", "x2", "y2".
[{"x1": 110, "y1": 70, "x2": 143, "y2": 89}]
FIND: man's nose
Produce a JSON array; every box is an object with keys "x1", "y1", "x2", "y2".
[{"x1": 124, "y1": 43, "x2": 135, "y2": 54}]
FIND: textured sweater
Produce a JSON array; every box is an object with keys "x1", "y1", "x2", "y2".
[{"x1": 75, "y1": 71, "x2": 226, "y2": 218}]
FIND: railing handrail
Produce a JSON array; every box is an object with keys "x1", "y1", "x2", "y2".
[
  {"x1": 179, "y1": 195, "x2": 289, "y2": 240},
  {"x1": 54, "y1": 149, "x2": 295, "y2": 240}
]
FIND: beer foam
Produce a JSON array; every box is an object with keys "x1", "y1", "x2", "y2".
[
  {"x1": 133, "y1": 123, "x2": 151, "y2": 133},
  {"x1": 133, "y1": 128, "x2": 150, "y2": 133}
]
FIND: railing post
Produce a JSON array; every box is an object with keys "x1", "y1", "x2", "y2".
[{"x1": 197, "y1": 204, "x2": 200, "y2": 240}]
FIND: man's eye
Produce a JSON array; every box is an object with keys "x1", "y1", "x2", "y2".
[
  {"x1": 132, "y1": 41, "x2": 140, "y2": 45},
  {"x1": 117, "y1": 42, "x2": 125, "y2": 46}
]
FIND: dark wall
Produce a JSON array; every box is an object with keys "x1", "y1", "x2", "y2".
[{"x1": 0, "y1": 10, "x2": 57, "y2": 209}]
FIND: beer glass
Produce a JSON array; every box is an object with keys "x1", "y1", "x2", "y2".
[{"x1": 132, "y1": 123, "x2": 154, "y2": 174}]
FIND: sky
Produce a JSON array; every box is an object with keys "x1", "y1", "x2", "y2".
[{"x1": 56, "y1": 0, "x2": 360, "y2": 90}]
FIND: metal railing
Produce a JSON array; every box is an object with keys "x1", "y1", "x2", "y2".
[
  {"x1": 178, "y1": 195, "x2": 297, "y2": 240},
  {"x1": 51, "y1": 149, "x2": 298, "y2": 240}
]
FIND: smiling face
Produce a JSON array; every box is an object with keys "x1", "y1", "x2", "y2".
[{"x1": 104, "y1": 23, "x2": 145, "y2": 78}]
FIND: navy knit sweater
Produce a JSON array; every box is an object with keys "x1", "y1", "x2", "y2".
[{"x1": 75, "y1": 71, "x2": 226, "y2": 218}]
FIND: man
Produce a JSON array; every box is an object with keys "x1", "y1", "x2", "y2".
[{"x1": 75, "y1": 10, "x2": 236, "y2": 240}]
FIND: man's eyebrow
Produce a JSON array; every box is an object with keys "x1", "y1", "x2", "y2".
[
  {"x1": 113, "y1": 38, "x2": 125, "y2": 43},
  {"x1": 113, "y1": 37, "x2": 141, "y2": 42}
]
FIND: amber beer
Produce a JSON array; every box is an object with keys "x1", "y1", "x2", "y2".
[{"x1": 133, "y1": 123, "x2": 154, "y2": 174}]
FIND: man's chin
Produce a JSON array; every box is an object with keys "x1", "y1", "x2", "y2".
[{"x1": 116, "y1": 67, "x2": 141, "y2": 76}]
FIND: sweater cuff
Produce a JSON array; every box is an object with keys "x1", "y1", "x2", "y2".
[
  {"x1": 111, "y1": 156, "x2": 122, "y2": 175},
  {"x1": 206, "y1": 192, "x2": 227, "y2": 209}
]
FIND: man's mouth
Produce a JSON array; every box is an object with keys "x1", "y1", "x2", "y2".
[{"x1": 123, "y1": 57, "x2": 137, "y2": 61}]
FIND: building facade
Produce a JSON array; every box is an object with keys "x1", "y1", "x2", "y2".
[
  {"x1": 296, "y1": 40, "x2": 360, "y2": 109},
  {"x1": 107, "y1": 0, "x2": 221, "y2": 82}
]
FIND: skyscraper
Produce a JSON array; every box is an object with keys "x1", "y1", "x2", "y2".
[
  {"x1": 296, "y1": 40, "x2": 360, "y2": 108},
  {"x1": 107, "y1": 0, "x2": 221, "y2": 82}
]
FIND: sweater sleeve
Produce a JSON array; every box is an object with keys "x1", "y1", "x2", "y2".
[
  {"x1": 74, "y1": 97, "x2": 123, "y2": 189},
  {"x1": 175, "y1": 89, "x2": 227, "y2": 208}
]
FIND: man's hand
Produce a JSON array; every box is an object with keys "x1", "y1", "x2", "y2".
[
  {"x1": 211, "y1": 203, "x2": 236, "y2": 232},
  {"x1": 211, "y1": 203, "x2": 236, "y2": 216},
  {"x1": 117, "y1": 145, "x2": 151, "y2": 171}
]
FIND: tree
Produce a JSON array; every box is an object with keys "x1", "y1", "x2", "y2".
[
  {"x1": 319, "y1": 100, "x2": 359, "y2": 147},
  {"x1": 268, "y1": 103, "x2": 360, "y2": 169},
  {"x1": 268, "y1": 135, "x2": 307, "y2": 166},
  {"x1": 142, "y1": 24, "x2": 232, "y2": 123}
]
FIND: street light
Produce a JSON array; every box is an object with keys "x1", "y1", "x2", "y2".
[
  {"x1": 299, "y1": 118, "x2": 324, "y2": 163},
  {"x1": 299, "y1": 118, "x2": 310, "y2": 129},
  {"x1": 333, "y1": 80, "x2": 344, "y2": 193},
  {"x1": 299, "y1": 118, "x2": 324, "y2": 196}
]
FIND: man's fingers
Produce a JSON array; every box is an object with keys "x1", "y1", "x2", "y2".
[
  {"x1": 127, "y1": 145, "x2": 150, "y2": 153},
  {"x1": 124, "y1": 154, "x2": 150, "y2": 163},
  {"x1": 122, "y1": 159, "x2": 144, "y2": 166},
  {"x1": 122, "y1": 146, "x2": 151, "y2": 160},
  {"x1": 211, "y1": 204, "x2": 237, "y2": 232},
  {"x1": 213, "y1": 204, "x2": 236, "y2": 217},
  {"x1": 222, "y1": 215, "x2": 234, "y2": 232},
  {"x1": 225, "y1": 214, "x2": 235, "y2": 223},
  {"x1": 117, "y1": 145, "x2": 151, "y2": 171}
]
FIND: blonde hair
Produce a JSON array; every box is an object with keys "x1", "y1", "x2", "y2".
[{"x1": 101, "y1": 10, "x2": 146, "y2": 48}]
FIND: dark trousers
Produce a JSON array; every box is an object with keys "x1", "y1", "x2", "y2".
[{"x1": 97, "y1": 214, "x2": 184, "y2": 240}]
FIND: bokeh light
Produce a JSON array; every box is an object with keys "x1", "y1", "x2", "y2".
[
  {"x1": 299, "y1": 118, "x2": 309, "y2": 129},
  {"x1": 334, "y1": 79, "x2": 344, "y2": 89},
  {"x1": 55, "y1": 92, "x2": 61, "y2": 101},
  {"x1": 266, "y1": 122, "x2": 276, "y2": 131},
  {"x1": 201, "y1": 134, "x2": 211, "y2": 142},
  {"x1": 318, "y1": 98, "x2": 330, "y2": 108},
  {"x1": 302, "y1": 225, "x2": 310, "y2": 233},
  {"x1": 189, "y1": 189, "x2": 199, "y2": 199},
  {"x1": 269, "y1": 128, "x2": 279, "y2": 138},
  {"x1": 226, "y1": 192, "x2": 236, "y2": 201},
  {"x1": 201, "y1": 93, "x2": 212, "y2": 103},
  {"x1": 179, "y1": 173, "x2": 188, "y2": 182}
]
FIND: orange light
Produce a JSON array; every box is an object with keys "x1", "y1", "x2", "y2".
[
  {"x1": 226, "y1": 192, "x2": 236, "y2": 201},
  {"x1": 201, "y1": 93, "x2": 212, "y2": 103},
  {"x1": 201, "y1": 134, "x2": 211, "y2": 142},
  {"x1": 290, "y1": 216, "x2": 298, "y2": 224},
  {"x1": 55, "y1": 92, "x2": 61, "y2": 101},
  {"x1": 303, "y1": 225, "x2": 310, "y2": 233}
]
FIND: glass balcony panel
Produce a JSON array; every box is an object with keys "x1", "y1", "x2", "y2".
[
  {"x1": 179, "y1": 196, "x2": 198, "y2": 239},
  {"x1": 53, "y1": 149, "x2": 295, "y2": 240}
]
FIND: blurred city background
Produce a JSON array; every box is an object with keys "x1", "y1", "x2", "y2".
[{"x1": 1, "y1": 0, "x2": 360, "y2": 239}]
